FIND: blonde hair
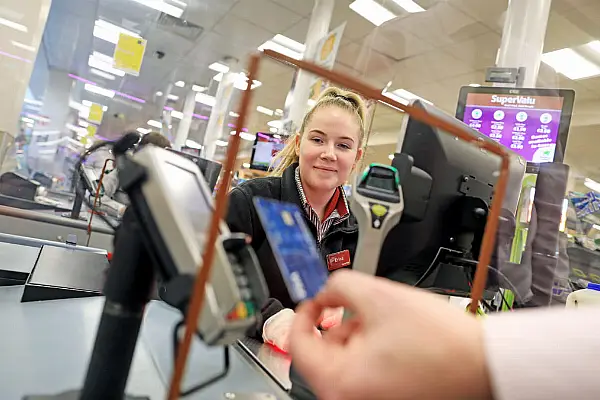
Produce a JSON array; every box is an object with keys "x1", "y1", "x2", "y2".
[{"x1": 270, "y1": 87, "x2": 367, "y2": 176}]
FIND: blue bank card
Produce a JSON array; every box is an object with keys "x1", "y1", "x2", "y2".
[{"x1": 253, "y1": 197, "x2": 328, "y2": 302}]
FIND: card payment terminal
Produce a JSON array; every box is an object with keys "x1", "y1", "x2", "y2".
[{"x1": 350, "y1": 163, "x2": 404, "y2": 276}]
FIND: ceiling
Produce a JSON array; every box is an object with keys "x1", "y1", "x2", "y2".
[{"x1": 31, "y1": 0, "x2": 600, "y2": 187}]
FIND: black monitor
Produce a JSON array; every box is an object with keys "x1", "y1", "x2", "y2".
[
  {"x1": 166, "y1": 148, "x2": 222, "y2": 192},
  {"x1": 249, "y1": 132, "x2": 285, "y2": 171},
  {"x1": 379, "y1": 100, "x2": 526, "y2": 297},
  {"x1": 455, "y1": 86, "x2": 575, "y2": 166}
]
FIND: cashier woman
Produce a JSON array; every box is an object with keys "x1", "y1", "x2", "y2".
[{"x1": 226, "y1": 87, "x2": 365, "y2": 350}]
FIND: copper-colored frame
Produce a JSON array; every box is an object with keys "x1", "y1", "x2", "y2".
[{"x1": 167, "y1": 50, "x2": 511, "y2": 398}]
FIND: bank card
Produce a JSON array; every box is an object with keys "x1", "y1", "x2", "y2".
[{"x1": 253, "y1": 197, "x2": 328, "y2": 302}]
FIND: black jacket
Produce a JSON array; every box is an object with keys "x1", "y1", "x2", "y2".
[{"x1": 226, "y1": 164, "x2": 358, "y2": 339}]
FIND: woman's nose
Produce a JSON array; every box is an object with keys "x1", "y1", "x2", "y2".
[{"x1": 321, "y1": 144, "x2": 336, "y2": 160}]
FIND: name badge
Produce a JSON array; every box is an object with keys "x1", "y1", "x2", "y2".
[{"x1": 326, "y1": 250, "x2": 351, "y2": 271}]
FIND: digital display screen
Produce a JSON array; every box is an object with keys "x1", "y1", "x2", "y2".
[
  {"x1": 461, "y1": 93, "x2": 565, "y2": 163},
  {"x1": 250, "y1": 133, "x2": 285, "y2": 171},
  {"x1": 163, "y1": 162, "x2": 211, "y2": 236}
]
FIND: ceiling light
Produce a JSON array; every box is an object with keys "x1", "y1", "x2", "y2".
[
  {"x1": 84, "y1": 83, "x2": 115, "y2": 98},
  {"x1": 171, "y1": 110, "x2": 184, "y2": 119},
  {"x1": 186, "y1": 139, "x2": 203, "y2": 149},
  {"x1": 148, "y1": 119, "x2": 162, "y2": 128},
  {"x1": 69, "y1": 100, "x2": 85, "y2": 112},
  {"x1": 0, "y1": 17, "x2": 28, "y2": 32},
  {"x1": 24, "y1": 98, "x2": 43, "y2": 106},
  {"x1": 585, "y1": 178, "x2": 600, "y2": 193},
  {"x1": 259, "y1": 40, "x2": 303, "y2": 60},
  {"x1": 267, "y1": 120, "x2": 283, "y2": 128},
  {"x1": 192, "y1": 85, "x2": 205, "y2": 92},
  {"x1": 388, "y1": 154, "x2": 395, "y2": 160},
  {"x1": 167, "y1": 94, "x2": 179, "y2": 101},
  {"x1": 175, "y1": 80, "x2": 185, "y2": 87},
  {"x1": 90, "y1": 68, "x2": 116, "y2": 80},
  {"x1": 349, "y1": 0, "x2": 397, "y2": 26},
  {"x1": 156, "y1": 91, "x2": 163, "y2": 96},
  {"x1": 79, "y1": 120, "x2": 89, "y2": 128},
  {"x1": 195, "y1": 92, "x2": 216, "y2": 107},
  {"x1": 256, "y1": 106, "x2": 274, "y2": 116},
  {"x1": 273, "y1": 134, "x2": 282, "y2": 139},
  {"x1": 137, "y1": 127, "x2": 151, "y2": 134},
  {"x1": 587, "y1": 40, "x2": 600, "y2": 54},
  {"x1": 209, "y1": 62, "x2": 230, "y2": 73},
  {"x1": 11, "y1": 41, "x2": 35, "y2": 52},
  {"x1": 81, "y1": 100, "x2": 108, "y2": 111},
  {"x1": 215, "y1": 140, "x2": 228, "y2": 147},
  {"x1": 275, "y1": 109, "x2": 283, "y2": 116},
  {"x1": 229, "y1": 111, "x2": 239, "y2": 118},
  {"x1": 541, "y1": 48, "x2": 600, "y2": 80},
  {"x1": 383, "y1": 88, "x2": 432, "y2": 106},
  {"x1": 21, "y1": 117, "x2": 35, "y2": 124},
  {"x1": 88, "y1": 53, "x2": 125, "y2": 77},
  {"x1": 391, "y1": 0, "x2": 425, "y2": 13},
  {"x1": 242, "y1": 162, "x2": 251, "y2": 168},
  {"x1": 170, "y1": 0, "x2": 187, "y2": 7},
  {"x1": 269, "y1": 127, "x2": 278, "y2": 133},
  {"x1": 93, "y1": 19, "x2": 141, "y2": 44},
  {"x1": 128, "y1": 0, "x2": 184, "y2": 18},
  {"x1": 213, "y1": 72, "x2": 261, "y2": 90}
]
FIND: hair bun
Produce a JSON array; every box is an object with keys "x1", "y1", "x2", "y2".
[{"x1": 317, "y1": 87, "x2": 367, "y2": 123}]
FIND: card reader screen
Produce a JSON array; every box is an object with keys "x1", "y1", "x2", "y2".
[{"x1": 163, "y1": 162, "x2": 212, "y2": 237}]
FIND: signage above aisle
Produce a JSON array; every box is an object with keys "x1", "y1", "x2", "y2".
[{"x1": 113, "y1": 33, "x2": 147, "y2": 77}]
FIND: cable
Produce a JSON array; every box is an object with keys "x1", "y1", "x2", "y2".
[{"x1": 171, "y1": 319, "x2": 230, "y2": 397}]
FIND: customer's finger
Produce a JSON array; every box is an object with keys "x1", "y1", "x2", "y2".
[{"x1": 323, "y1": 318, "x2": 361, "y2": 345}]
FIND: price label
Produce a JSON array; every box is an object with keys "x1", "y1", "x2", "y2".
[
  {"x1": 510, "y1": 143, "x2": 524, "y2": 150},
  {"x1": 537, "y1": 128, "x2": 551, "y2": 134}
]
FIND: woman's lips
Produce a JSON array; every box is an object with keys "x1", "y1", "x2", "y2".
[{"x1": 314, "y1": 166, "x2": 337, "y2": 172}]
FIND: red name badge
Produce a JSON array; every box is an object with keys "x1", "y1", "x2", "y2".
[{"x1": 326, "y1": 250, "x2": 351, "y2": 271}]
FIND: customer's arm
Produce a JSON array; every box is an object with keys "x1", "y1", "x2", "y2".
[
  {"x1": 101, "y1": 170, "x2": 120, "y2": 198},
  {"x1": 484, "y1": 306, "x2": 600, "y2": 400}
]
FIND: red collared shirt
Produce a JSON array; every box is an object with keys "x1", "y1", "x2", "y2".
[{"x1": 294, "y1": 167, "x2": 350, "y2": 242}]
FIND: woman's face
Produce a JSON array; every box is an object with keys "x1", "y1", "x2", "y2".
[{"x1": 296, "y1": 106, "x2": 363, "y2": 193}]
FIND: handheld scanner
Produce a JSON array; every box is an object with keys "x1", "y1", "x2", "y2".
[{"x1": 349, "y1": 163, "x2": 404, "y2": 276}]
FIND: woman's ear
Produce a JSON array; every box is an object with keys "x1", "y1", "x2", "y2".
[
  {"x1": 352, "y1": 147, "x2": 364, "y2": 172},
  {"x1": 294, "y1": 133, "x2": 301, "y2": 157}
]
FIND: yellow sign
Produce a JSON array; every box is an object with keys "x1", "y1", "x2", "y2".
[
  {"x1": 113, "y1": 33, "x2": 147, "y2": 76},
  {"x1": 86, "y1": 124, "x2": 97, "y2": 137},
  {"x1": 320, "y1": 33, "x2": 336, "y2": 62},
  {"x1": 88, "y1": 103, "x2": 104, "y2": 124}
]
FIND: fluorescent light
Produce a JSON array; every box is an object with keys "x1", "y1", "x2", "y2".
[
  {"x1": 88, "y1": 54, "x2": 126, "y2": 77},
  {"x1": 388, "y1": 154, "x2": 395, "y2": 160},
  {"x1": 0, "y1": 17, "x2": 28, "y2": 32},
  {"x1": 167, "y1": 94, "x2": 179, "y2": 101},
  {"x1": 148, "y1": 119, "x2": 162, "y2": 128},
  {"x1": 242, "y1": 162, "x2": 251, "y2": 168},
  {"x1": 90, "y1": 68, "x2": 116, "y2": 80},
  {"x1": 272, "y1": 34, "x2": 305, "y2": 53},
  {"x1": 192, "y1": 85, "x2": 205, "y2": 92},
  {"x1": 259, "y1": 40, "x2": 303, "y2": 60},
  {"x1": 93, "y1": 19, "x2": 141, "y2": 44},
  {"x1": 270, "y1": 127, "x2": 278, "y2": 133},
  {"x1": 21, "y1": 117, "x2": 35, "y2": 124},
  {"x1": 79, "y1": 120, "x2": 89, "y2": 128},
  {"x1": 128, "y1": 0, "x2": 184, "y2": 18},
  {"x1": 267, "y1": 120, "x2": 283, "y2": 128},
  {"x1": 84, "y1": 83, "x2": 115, "y2": 98},
  {"x1": 257, "y1": 106, "x2": 274, "y2": 116},
  {"x1": 585, "y1": 178, "x2": 600, "y2": 193},
  {"x1": 391, "y1": 0, "x2": 425, "y2": 13},
  {"x1": 186, "y1": 139, "x2": 203, "y2": 149},
  {"x1": 229, "y1": 111, "x2": 239, "y2": 118},
  {"x1": 275, "y1": 109, "x2": 283, "y2": 116},
  {"x1": 81, "y1": 100, "x2": 108, "y2": 111},
  {"x1": 209, "y1": 62, "x2": 230, "y2": 73},
  {"x1": 24, "y1": 98, "x2": 43, "y2": 106},
  {"x1": 594, "y1": 224, "x2": 600, "y2": 231},
  {"x1": 587, "y1": 40, "x2": 600, "y2": 54},
  {"x1": 215, "y1": 140, "x2": 228, "y2": 147},
  {"x1": 349, "y1": 0, "x2": 397, "y2": 26},
  {"x1": 213, "y1": 71, "x2": 261, "y2": 90},
  {"x1": 171, "y1": 110, "x2": 184, "y2": 119},
  {"x1": 137, "y1": 127, "x2": 151, "y2": 134},
  {"x1": 156, "y1": 91, "x2": 163, "y2": 96},
  {"x1": 11, "y1": 41, "x2": 35, "y2": 52},
  {"x1": 195, "y1": 92, "x2": 216, "y2": 107},
  {"x1": 273, "y1": 134, "x2": 281, "y2": 139},
  {"x1": 171, "y1": 0, "x2": 187, "y2": 7},
  {"x1": 383, "y1": 88, "x2": 433, "y2": 106},
  {"x1": 175, "y1": 80, "x2": 185, "y2": 87},
  {"x1": 542, "y1": 48, "x2": 600, "y2": 80}
]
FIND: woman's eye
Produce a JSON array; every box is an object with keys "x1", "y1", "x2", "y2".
[
  {"x1": 311, "y1": 137, "x2": 323, "y2": 144},
  {"x1": 338, "y1": 143, "x2": 351, "y2": 150}
]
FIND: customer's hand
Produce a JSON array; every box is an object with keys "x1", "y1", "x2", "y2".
[
  {"x1": 318, "y1": 307, "x2": 344, "y2": 330},
  {"x1": 289, "y1": 270, "x2": 492, "y2": 400}
]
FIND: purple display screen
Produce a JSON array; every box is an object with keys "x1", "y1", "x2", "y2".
[{"x1": 461, "y1": 93, "x2": 564, "y2": 163}]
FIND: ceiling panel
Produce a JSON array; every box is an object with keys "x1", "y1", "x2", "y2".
[
  {"x1": 270, "y1": 0, "x2": 315, "y2": 17},
  {"x1": 282, "y1": 17, "x2": 309, "y2": 43},
  {"x1": 230, "y1": 0, "x2": 303, "y2": 35},
  {"x1": 449, "y1": 0, "x2": 507, "y2": 33},
  {"x1": 212, "y1": 12, "x2": 274, "y2": 49},
  {"x1": 363, "y1": 23, "x2": 434, "y2": 61},
  {"x1": 444, "y1": 31, "x2": 501, "y2": 71},
  {"x1": 329, "y1": 0, "x2": 378, "y2": 42},
  {"x1": 543, "y1": 11, "x2": 594, "y2": 52}
]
